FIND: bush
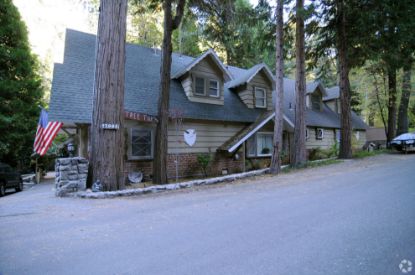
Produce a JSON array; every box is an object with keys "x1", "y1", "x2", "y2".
[
  {"x1": 308, "y1": 147, "x2": 328, "y2": 161},
  {"x1": 197, "y1": 154, "x2": 211, "y2": 177}
]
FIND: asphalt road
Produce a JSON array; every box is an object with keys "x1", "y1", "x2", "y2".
[{"x1": 1, "y1": 153, "x2": 414, "y2": 275}]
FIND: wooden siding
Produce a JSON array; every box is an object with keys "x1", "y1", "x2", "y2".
[
  {"x1": 168, "y1": 120, "x2": 246, "y2": 154},
  {"x1": 238, "y1": 70, "x2": 273, "y2": 110},
  {"x1": 354, "y1": 130, "x2": 367, "y2": 149},
  {"x1": 180, "y1": 56, "x2": 225, "y2": 105},
  {"x1": 181, "y1": 75, "x2": 192, "y2": 97},
  {"x1": 238, "y1": 86, "x2": 254, "y2": 108},
  {"x1": 306, "y1": 127, "x2": 336, "y2": 149}
]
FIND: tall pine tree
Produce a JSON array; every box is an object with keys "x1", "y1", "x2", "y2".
[{"x1": 0, "y1": 0, "x2": 43, "y2": 168}]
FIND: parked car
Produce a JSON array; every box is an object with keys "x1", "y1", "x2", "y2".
[
  {"x1": 390, "y1": 132, "x2": 415, "y2": 153},
  {"x1": 0, "y1": 162, "x2": 23, "y2": 196}
]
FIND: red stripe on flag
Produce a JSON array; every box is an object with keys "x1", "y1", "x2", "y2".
[
  {"x1": 34, "y1": 125, "x2": 43, "y2": 150},
  {"x1": 38, "y1": 122, "x2": 62, "y2": 156},
  {"x1": 34, "y1": 122, "x2": 63, "y2": 156}
]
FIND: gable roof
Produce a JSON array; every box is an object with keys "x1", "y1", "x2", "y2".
[
  {"x1": 283, "y1": 79, "x2": 367, "y2": 130},
  {"x1": 49, "y1": 29, "x2": 263, "y2": 124},
  {"x1": 307, "y1": 81, "x2": 327, "y2": 97},
  {"x1": 49, "y1": 29, "x2": 368, "y2": 131},
  {"x1": 171, "y1": 48, "x2": 232, "y2": 81},
  {"x1": 218, "y1": 111, "x2": 295, "y2": 153},
  {"x1": 323, "y1": 86, "x2": 340, "y2": 101},
  {"x1": 227, "y1": 63, "x2": 275, "y2": 89}
]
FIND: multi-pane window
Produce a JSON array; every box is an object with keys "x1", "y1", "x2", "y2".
[
  {"x1": 246, "y1": 132, "x2": 273, "y2": 157},
  {"x1": 254, "y1": 87, "x2": 266, "y2": 108},
  {"x1": 131, "y1": 129, "x2": 153, "y2": 159},
  {"x1": 194, "y1": 76, "x2": 220, "y2": 98},
  {"x1": 208, "y1": 80, "x2": 220, "y2": 97},
  {"x1": 195, "y1": 77, "x2": 205, "y2": 95}
]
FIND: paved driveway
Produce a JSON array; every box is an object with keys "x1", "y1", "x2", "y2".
[{"x1": 1, "y1": 153, "x2": 414, "y2": 275}]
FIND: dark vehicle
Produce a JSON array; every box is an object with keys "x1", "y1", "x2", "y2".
[{"x1": 0, "y1": 163, "x2": 23, "y2": 196}]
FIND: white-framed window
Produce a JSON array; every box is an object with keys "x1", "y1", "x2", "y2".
[
  {"x1": 193, "y1": 75, "x2": 221, "y2": 98},
  {"x1": 194, "y1": 76, "x2": 205, "y2": 95},
  {"x1": 246, "y1": 132, "x2": 273, "y2": 157},
  {"x1": 254, "y1": 87, "x2": 266, "y2": 108},
  {"x1": 130, "y1": 128, "x2": 154, "y2": 159},
  {"x1": 306, "y1": 128, "x2": 309, "y2": 140},
  {"x1": 355, "y1": 131, "x2": 360, "y2": 140},
  {"x1": 316, "y1": 128, "x2": 324, "y2": 140},
  {"x1": 208, "y1": 79, "x2": 220, "y2": 97}
]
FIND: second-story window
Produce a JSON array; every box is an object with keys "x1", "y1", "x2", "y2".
[
  {"x1": 194, "y1": 76, "x2": 221, "y2": 98},
  {"x1": 254, "y1": 87, "x2": 266, "y2": 108},
  {"x1": 208, "y1": 80, "x2": 220, "y2": 97},
  {"x1": 195, "y1": 77, "x2": 205, "y2": 95}
]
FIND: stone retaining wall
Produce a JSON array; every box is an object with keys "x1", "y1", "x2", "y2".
[{"x1": 55, "y1": 157, "x2": 89, "y2": 197}]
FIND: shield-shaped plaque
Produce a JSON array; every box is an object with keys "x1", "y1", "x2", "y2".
[{"x1": 184, "y1": 129, "x2": 196, "y2": 147}]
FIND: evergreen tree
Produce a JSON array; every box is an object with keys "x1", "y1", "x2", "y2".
[
  {"x1": 90, "y1": 0, "x2": 128, "y2": 191},
  {"x1": 0, "y1": 0, "x2": 43, "y2": 168},
  {"x1": 153, "y1": 0, "x2": 186, "y2": 185}
]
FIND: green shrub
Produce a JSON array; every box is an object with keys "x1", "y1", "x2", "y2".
[
  {"x1": 308, "y1": 147, "x2": 327, "y2": 161},
  {"x1": 197, "y1": 154, "x2": 211, "y2": 177}
]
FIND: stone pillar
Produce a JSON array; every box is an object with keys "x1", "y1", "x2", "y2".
[{"x1": 55, "y1": 157, "x2": 89, "y2": 197}]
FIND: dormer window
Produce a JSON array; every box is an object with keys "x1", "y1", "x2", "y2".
[
  {"x1": 311, "y1": 93, "x2": 322, "y2": 111},
  {"x1": 195, "y1": 77, "x2": 205, "y2": 95},
  {"x1": 254, "y1": 87, "x2": 266, "y2": 108},
  {"x1": 193, "y1": 75, "x2": 221, "y2": 98},
  {"x1": 208, "y1": 80, "x2": 220, "y2": 97}
]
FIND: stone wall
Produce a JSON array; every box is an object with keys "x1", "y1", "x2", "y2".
[{"x1": 55, "y1": 157, "x2": 89, "y2": 197}]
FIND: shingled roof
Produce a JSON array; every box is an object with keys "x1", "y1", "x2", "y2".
[
  {"x1": 49, "y1": 29, "x2": 367, "y2": 131},
  {"x1": 324, "y1": 86, "x2": 340, "y2": 101},
  {"x1": 49, "y1": 29, "x2": 264, "y2": 124},
  {"x1": 283, "y1": 79, "x2": 367, "y2": 130},
  {"x1": 227, "y1": 63, "x2": 274, "y2": 89}
]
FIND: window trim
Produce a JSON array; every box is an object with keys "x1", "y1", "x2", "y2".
[
  {"x1": 193, "y1": 74, "x2": 221, "y2": 98},
  {"x1": 129, "y1": 127, "x2": 154, "y2": 160},
  {"x1": 208, "y1": 79, "x2": 220, "y2": 98},
  {"x1": 316, "y1": 128, "x2": 324, "y2": 140},
  {"x1": 254, "y1": 87, "x2": 267, "y2": 108},
  {"x1": 194, "y1": 76, "x2": 206, "y2": 96},
  {"x1": 246, "y1": 132, "x2": 273, "y2": 158}
]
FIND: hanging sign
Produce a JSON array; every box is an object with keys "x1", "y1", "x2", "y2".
[{"x1": 184, "y1": 129, "x2": 196, "y2": 147}]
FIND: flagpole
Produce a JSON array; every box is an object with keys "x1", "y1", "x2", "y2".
[
  {"x1": 35, "y1": 106, "x2": 41, "y2": 184},
  {"x1": 35, "y1": 157, "x2": 40, "y2": 184}
]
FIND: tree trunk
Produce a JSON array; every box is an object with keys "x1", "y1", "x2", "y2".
[
  {"x1": 153, "y1": 0, "x2": 186, "y2": 185},
  {"x1": 270, "y1": 0, "x2": 284, "y2": 174},
  {"x1": 396, "y1": 62, "x2": 412, "y2": 136},
  {"x1": 337, "y1": 0, "x2": 352, "y2": 159},
  {"x1": 387, "y1": 68, "x2": 397, "y2": 143},
  {"x1": 292, "y1": 0, "x2": 306, "y2": 166},
  {"x1": 90, "y1": 0, "x2": 127, "y2": 191}
]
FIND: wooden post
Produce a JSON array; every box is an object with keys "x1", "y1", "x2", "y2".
[{"x1": 242, "y1": 142, "x2": 246, "y2": 173}]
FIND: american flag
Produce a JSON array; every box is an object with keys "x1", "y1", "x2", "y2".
[{"x1": 33, "y1": 109, "x2": 63, "y2": 156}]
